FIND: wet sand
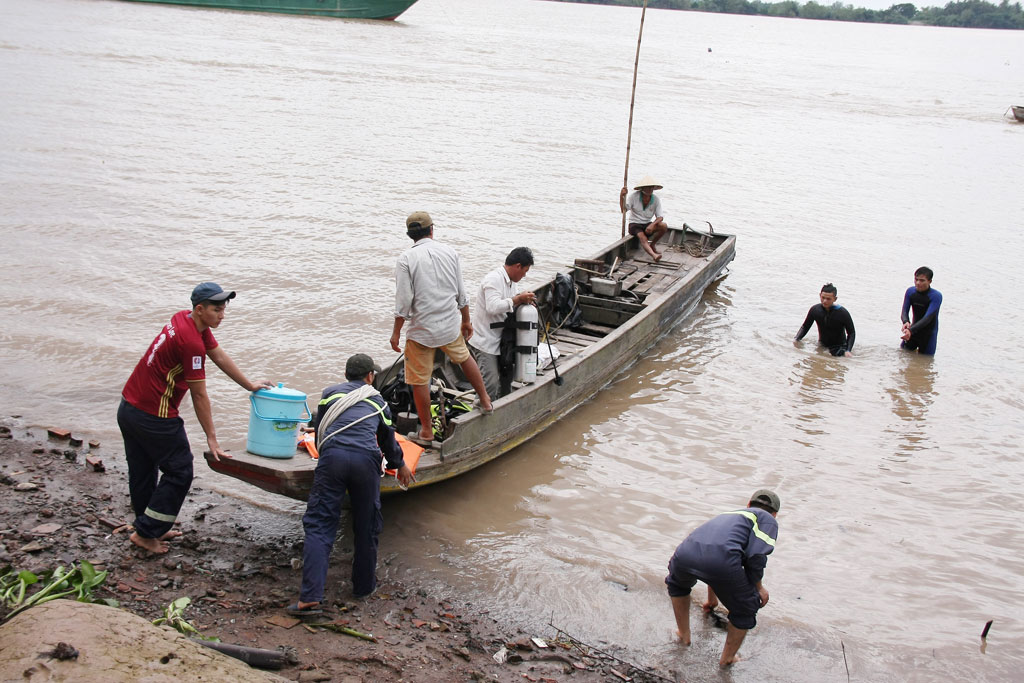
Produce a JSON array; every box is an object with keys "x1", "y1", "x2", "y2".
[{"x1": 0, "y1": 420, "x2": 673, "y2": 682}]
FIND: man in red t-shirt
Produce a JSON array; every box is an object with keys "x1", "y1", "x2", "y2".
[{"x1": 118, "y1": 282, "x2": 271, "y2": 554}]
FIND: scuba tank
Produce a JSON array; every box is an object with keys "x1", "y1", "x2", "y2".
[{"x1": 513, "y1": 304, "x2": 539, "y2": 384}]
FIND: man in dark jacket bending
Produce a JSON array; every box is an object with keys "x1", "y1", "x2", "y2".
[
  {"x1": 289, "y1": 354, "x2": 413, "y2": 615},
  {"x1": 666, "y1": 489, "x2": 780, "y2": 668}
]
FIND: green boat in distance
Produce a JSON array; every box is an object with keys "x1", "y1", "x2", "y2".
[{"x1": 120, "y1": 0, "x2": 420, "y2": 20}]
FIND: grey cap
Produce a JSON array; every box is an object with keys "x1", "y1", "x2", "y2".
[
  {"x1": 191, "y1": 282, "x2": 236, "y2": 307},
  {"x1": 346, "y1": 353, "x2": 381, "y2": 378},
  {"x1": 750, "y1": 489, "x2": 781, "y2": 513}
]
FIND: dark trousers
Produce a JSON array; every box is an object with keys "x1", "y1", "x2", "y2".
[
  {"x1": 665, "y1": 555, "x2": 761, "y2": 630},
  {"x1": 299, "y1": 447, "x2": 383, "y2": 602},
  {"x1": 116, "y1": 399, "x2": 193, "y2": 539},
  {"x1": 902, "y1": 331, "x2": 938, "y2": 355}
]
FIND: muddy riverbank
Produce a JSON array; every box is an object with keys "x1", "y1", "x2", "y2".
[{"x1": 0, "y1": 420, "x2": 675, "y2": 683}]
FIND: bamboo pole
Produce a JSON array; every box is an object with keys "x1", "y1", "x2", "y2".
[{"x1": 621, "y1": 0, "x2": 650, "y2": 238}]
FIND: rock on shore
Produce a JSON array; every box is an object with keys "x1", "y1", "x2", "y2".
[{"x1": 0, "y1": 599, "x2": 288, "y2": 682}]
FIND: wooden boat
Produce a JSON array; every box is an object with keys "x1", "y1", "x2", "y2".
[
  {"x1": 205, "y1": 224, "x2": 736, "y2": 501},
  {"x1": 119, "y1": 0, "x2": 420, "y2": 21},
  {"x1": 1012, "y1": 106, "x2": 1024, "y2": 122}
]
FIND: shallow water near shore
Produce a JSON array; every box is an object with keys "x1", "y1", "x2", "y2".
[{"x1": 2, "y1": 0, "x2": 1024, "y2": 679}]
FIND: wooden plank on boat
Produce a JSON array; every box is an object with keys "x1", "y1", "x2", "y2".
[
  {"x1": 578, "y1": 305, "x2": 639, "y2": 327},
  {"x1": 649, "y1": 276, "x2": 682, "y2": 293},
  {"x1": 550, "y1": 328, "x2": 602, "y2": 345},
  {"x1": 634, "y1": 256, "x2": 684, "y2": 271},
  {"x1": 621, "y1": 269, "x2": 649, "y2": 290},
  {"x1": 548, "y1": 335, "x2": 590, "y2": 350},
  {"x1": 576, "y1": 294, "x2": 645, "y2": 314},
  {"x1": 576, "y1": 322, "x2": 615, "y2": 337},
  {"x1": 611, "y1": 263, "x2": 639, "y2": 280},
  {"x1": 634, "y1": 274, "x2": 669, "y2": 294},
  {"x1": 577, "y1": 294, "x2": 645, "y2": 327}
]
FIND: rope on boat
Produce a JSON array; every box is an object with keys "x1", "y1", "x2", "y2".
[
  {"x1": 683, "y1": 234, "x2": 714, "y2": 258},
  {"x1": 682, "y1": 220, "x2": 716, "y2": 257}
]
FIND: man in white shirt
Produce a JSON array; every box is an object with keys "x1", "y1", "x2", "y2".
[
  {"x1": 619, "y1": 175, "x2": 668, "y2": 262},
  {"x1": 390, "y1": 211, "x2": 493, "y2": 445},
  {"x1": 469, "y1": 247, "x2": 537, "y2": 400}
]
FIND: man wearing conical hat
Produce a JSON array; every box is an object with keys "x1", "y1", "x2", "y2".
[{"x1": 619, "y1": 175, "x2": 668, "y2": 262}]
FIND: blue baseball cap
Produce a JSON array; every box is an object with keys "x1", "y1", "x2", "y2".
[{"x1": 190, "y1": 282, "x2": 236, "y2": 307}]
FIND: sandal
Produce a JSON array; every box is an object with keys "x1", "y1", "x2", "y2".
[
  {"x1": 405, "y1": 432, "x2": 433, "y2": 448},
  {"x1": 286, "y1": 602, "x2": 323, "y2": 617}
]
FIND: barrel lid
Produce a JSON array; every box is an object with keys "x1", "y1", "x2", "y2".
[{"x1": 253, "y1": 382, "x2": 307, "y2": 401}]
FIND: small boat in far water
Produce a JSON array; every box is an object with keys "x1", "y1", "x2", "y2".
[
  {"x1": 1011, "y1": 106, "x2": 1024, "y2": 122},
  {"x1": 119, "y1": 0, "x2": 420, "y2": 21}
]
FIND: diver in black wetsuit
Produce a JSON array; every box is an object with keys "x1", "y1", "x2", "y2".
[
  {"x1": 795, "y1": 283, "x2": 856, "y2": 357},
  {"x1": 901, "y1": 266, "x2": 942, "y2": 355}
]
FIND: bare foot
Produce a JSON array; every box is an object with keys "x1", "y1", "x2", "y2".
[
  {"x1": 130, "y1": 531, "x2": 169, "y2": 555},
  {"x1": 418, "y1": 430, "x2": 434, "y2": 442},
  {"x1": 298, "y1": 601, "x2": 319, "y2": 610},
  {"x1": 720, "y1": 654, "x2": 741, "y2": 668},
  {"x1": 160, "y1": 530, "x2": 182, "y2": 541},
  {"x1": 676, "y1": 629, "x2": 691, "y2": 646}
]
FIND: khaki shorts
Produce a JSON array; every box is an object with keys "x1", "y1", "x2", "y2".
[{"x1": 404, "y1": 336, "x2": 470, "y2": 386}]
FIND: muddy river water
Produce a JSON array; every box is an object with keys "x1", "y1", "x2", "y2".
[{"x1": 2, "y1": 0, "x2": 1023, "y2": 679}]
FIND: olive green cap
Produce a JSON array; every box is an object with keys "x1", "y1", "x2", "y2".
[{"x1": 750, "y1": 489, "x2": 780, "y2": 513}]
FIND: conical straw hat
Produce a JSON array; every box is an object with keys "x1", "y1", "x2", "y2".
[{"x1": 633, "y1": 175, "x2": 663, "y2": 191}]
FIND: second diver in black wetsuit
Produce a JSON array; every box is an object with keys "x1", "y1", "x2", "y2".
[{"x1": 795, "y1": 283, "x2": 856, "y2": 357}]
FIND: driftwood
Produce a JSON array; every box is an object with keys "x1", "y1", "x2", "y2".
[
  {"x1": 192, "y1": 639, "x2": 293, "y2": 669},
  {"x1": 307, "y1": 622, "x2": 377, "y2": 642},
  {"x1": 547, "y1": 622, "x2": 673, "y2": 683},
  {"x1": 525, "y1": 652, "x2": 575, "y2": 674}
]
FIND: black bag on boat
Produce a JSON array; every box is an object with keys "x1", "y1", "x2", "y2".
[
  {"x1": 379, "y1": 368, "x2": 414, "y2": 417},
  {"x1": 552, "y1": 272, "x2": 583, "y2": 330},
  {"x1": 496, "y1": 311, "x2": 516, "y2": 396}
]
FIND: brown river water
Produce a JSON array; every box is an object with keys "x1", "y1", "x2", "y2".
[{"x1": 2, "y1": 0, "x2": 1024, "y2": 679}]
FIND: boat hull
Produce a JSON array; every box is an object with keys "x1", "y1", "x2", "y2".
[
  {"x1": 119, "y1": 0, "x2": 419, "y2": 20},
  {"x1": 1013, "y1": 106, "x2": 1024, "y2": 122},
  {"x1": 205, "y1": 226, "x2": 736, "y2": 501}
]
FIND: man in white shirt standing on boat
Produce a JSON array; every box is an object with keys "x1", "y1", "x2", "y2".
[
  {"x1": 391, "y1": 211, "x2": 493, "y2": 446},
  {"x1": 469, "y1": 247, "x2": 537, "y2": 400},
  {"x1": 619, "y1": 175, "x2": 668, "y2": 262}
]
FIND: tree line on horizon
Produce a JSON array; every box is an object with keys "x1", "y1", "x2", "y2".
[{"x1": 552, "y1": 0, "x2": 1024, "y2": 29}]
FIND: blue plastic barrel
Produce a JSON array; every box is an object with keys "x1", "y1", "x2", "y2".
[{"x1": 246, "y1": 383, "x2": 310, "y2": 458}]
